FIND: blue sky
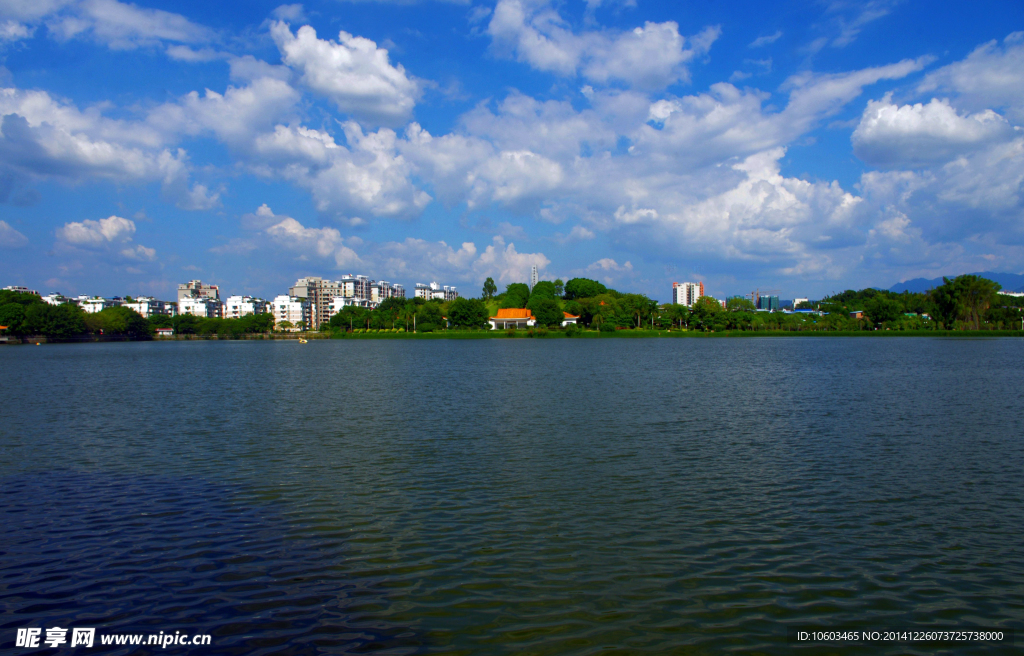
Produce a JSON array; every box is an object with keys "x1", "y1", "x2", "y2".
[{"x1": 0, "y1": 0, "x2": 1022, "y2": 302}]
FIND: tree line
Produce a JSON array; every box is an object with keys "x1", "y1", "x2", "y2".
[{"x1": 1, "y1": 274, "x2": 1018, "y2": 340}]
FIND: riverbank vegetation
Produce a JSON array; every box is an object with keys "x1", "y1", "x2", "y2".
[{"x1": 2, "y1": 274, "x2": 1020, "y2": 341}]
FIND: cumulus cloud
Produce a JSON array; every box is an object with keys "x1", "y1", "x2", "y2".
[
  {"x1": 918, "y1": 32, "x2": 1024, "y2": 123},
  {"x1": 0, "y1": 86, "x2": 217, "y2": 209},
  {"x1": 230, "y1": 205, "x2": 550, "y2": 286},
  {"x1": 57, "y1": 214, "x2": 135, "y2": 245},
  {"x1": 853, "y1": 96, "x2": 1015, "y2": 168},
  {"x1": 487, "y1": 0, "x2": 719, "y2": 90},
  {"x1": 56, "y1": 214, "x2": 156, "y2": 259},
  {"x1": 270, "y1": 21, "x2": 420, "y2": 125},
  {"x1": 0, "y1": 219, "x2": 27, "y2": 247},
  {"x1": 252, "y1": 121, "x2": 431, "y2": 223}
]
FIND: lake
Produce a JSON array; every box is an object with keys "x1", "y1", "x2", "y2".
[{"x1": 2, "y1": 338, "x2": 1023, "y2": 654}]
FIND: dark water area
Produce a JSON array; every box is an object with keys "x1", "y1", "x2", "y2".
[{"x1": 2, "y1": 338, "x2": 1023, "y2": 654}]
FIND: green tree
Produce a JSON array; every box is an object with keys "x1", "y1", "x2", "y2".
[
  {"x1": 690, "y1": 296, "x2": 723, "y2": 330},
  {"x1": 448, "y1": 297, "x2": 489, "y2": 328},
  {"x1": 563, "y1": 278, "x2": 607, "y2": 300},
  {"x1": 527, "y1": 297, "x2": 564, "y2": 327},
  {"x1": 864, "y1": 295, "x2": 903, "y2": 325},
  {"x1": 529, "y1": 280, "x2": 556, "y2": 302},
  {"x1": 664, "y1": 303, "x2": 690, "y2": 329},
  {"x1": 931, "y1": 275, "x2": 1001, "y2": 330},
  {"x1": 482, "y1": 277, "x2": 497, "y2": 300},
  {"x1": 553, "y1": 278, "x2": 564, "y2": 298},
  {"x1": 499, "y1": 283, "x2": 530, "y2": 308},
  {"x1": 0, "y1": 303, "x2": 27, "y2": 335},
  {"x1": 24, "y1": 303, "x2": 87, "y2": 338},
  {"x1": 417, "y1": 302, "x2": 444, "y2": 330},
  {"x1": 89, "y1": 306, "x2": 152, "y2": 337},
  {"x1": 727, "y1": 297, "x2": 756, "y2": 312}
]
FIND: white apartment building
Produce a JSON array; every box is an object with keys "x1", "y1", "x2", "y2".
[
  {"x1": 330, "y1": 296, "x2": 372, "y2": 314},
  {"x1": 177, "y1": 280, "x2": 220, "y2": 301},
  {"x1": 272, "y1": 295, "x2": 308, "y2": 330},
  {"x1": 41, "y1": 293, "x2": 70, "y2": 305},
  {"x1": 793, "y1": 297, "x2": 809, "y2": 309},
  {"x1": 671, "y1": 282, "x2": 704, "y2": 307},
  {"x1": 371, "y1": 280, "x2": 405, "y2": 304},
  {"x1": 178, "y1": 297, "x2": 222, "y2": 318},
  {"x1": 414, "y1": 282, "x2": 458, "y2": 302},
  {"x1": 222, "y1": 295, "x2": 269, "y2": 319},
  {"x1": 290, "y1": 274, "x2": 389, "y2": 329},
  {"x1": 79, "y1": 297, "x2": 122, "y2": 313},
  {"x1": 2, "y1": 285, "x2": 40, "y2": 296},
  {"x1": 123, "y1": 297, "x2": 175, "y2": 318}
]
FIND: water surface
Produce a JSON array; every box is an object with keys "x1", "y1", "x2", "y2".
[{"x1": 2, "y1": 338, "x2": 1023, "y2": 654}]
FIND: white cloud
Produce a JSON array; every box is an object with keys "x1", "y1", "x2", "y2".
[
  {"x1": 553, "y1": 224, "x2": 594, "y2": 243},
  {"x1": 270, "y1": 21, "x2": 420, "y2": 125},
  {"x1": 918, "y1": 32, "x2": 1024, "y2": 123},
  {"x1": 147, "y1": 77, "x2": 300, "y2": 147},
  {"x1": 0, "y1": 219, "x2": 27, "y2": 247},
  {"x1": 57, "y1": 214, "x2": 135, "y2": 245},
  {"x1": 252, "y1": 121, "x2": 431, "y2": 222},
  {"x1": 56, "y1": 214, "x2": 157, "y2": 260},
  {"x1": 271, "y1": 4, "x2": 306, "y2": 22},
  {"x1": 853, "y1": 96, "x2": 1015, "y2": 168},
  {"x1": 45, "y1": 0, "x2": 215, "y2": 49},
  {"x1": 487, "y1": 0, "x2": 719, "y2": 90},
  {"x1": 472, "y1": 235, "x2": 549, "y2": 283},
  {"x1": 749, "y1": 31, "x2": 781, "y2": 48},
  {"x1": 0, "y1": 86, "x2": 215, "y2": 209}
]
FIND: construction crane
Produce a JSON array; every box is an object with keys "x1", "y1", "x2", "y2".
[{"x1": 748, "y1": 288, "x2": 781, "y2": 310}]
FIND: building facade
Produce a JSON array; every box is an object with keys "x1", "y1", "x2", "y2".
[
  {"x1": 530, "y1": 265, "x2": 538, "y2": 290},
  {"x1": 124, "y1": 297, "x2": 175, "y2": 318},
  {"x1": 222, "y1": 295, "x2": 269, "y2": 319},
  {"x1": 41, "y1": 293, "x2": 70, "y2": 306},
  {"x1": 758, "y1": 295, "x2": 780, "y2": 312},
  {"x1": 371, "y1": 281, "x2": 405, "y2": 304},
  {"x1": 178, "y1": 297, "x2": 222, "y2": 318},
  {"x1": 2, "y1": 285, "x2": 40, "y2": 296},
  {"x1": 177, "y1": 280, "x2": 220, "y2": 302},
  {"x1": 414, "y1": 282, "x2": 458, "y2": 302},
  {"x1": 672, "y1": 282, "x2": 704, "y2": 307},
  {"x1": 79, "y1": 297, "x2": 122, "y2": 313},
  {"x1": 272, "y1": 295, "x2": 309, "y2": 330}
]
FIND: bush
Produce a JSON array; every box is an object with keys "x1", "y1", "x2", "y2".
[
  {"x1": 418, "y1": 322, "x2": 436, "y2": 333},
  {"x1": 599, "y1": 323, "x2": 616, "y2": 333}
]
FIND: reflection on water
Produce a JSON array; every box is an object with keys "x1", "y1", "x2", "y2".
[{"x1": 2, "y1": 338, "x2": 1023, "y2": 654}]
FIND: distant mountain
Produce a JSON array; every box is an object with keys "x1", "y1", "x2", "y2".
[{"x1": 889, "y1": 272, "x2": 1024, "y2": 294}]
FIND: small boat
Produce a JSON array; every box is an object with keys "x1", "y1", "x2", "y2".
[{"x1": 298, "y1": 338, "x2": 308, "y2": 344}]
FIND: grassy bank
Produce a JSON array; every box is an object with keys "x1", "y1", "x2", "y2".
[{"x1": 328, "y1": 329, "x2": 1024, "y2": 339}]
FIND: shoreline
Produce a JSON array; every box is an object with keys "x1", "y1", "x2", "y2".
[{"x1": 4, "y1": 329, "x2": 1023, "y2": 344}]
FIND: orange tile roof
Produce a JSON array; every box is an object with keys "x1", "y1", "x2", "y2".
[
  {"x1": 563, "y1": 312, "x2": 579, "y2": 318},
  {"x1": 492, "y1": 308, "x2": 534, "y2": 319}
]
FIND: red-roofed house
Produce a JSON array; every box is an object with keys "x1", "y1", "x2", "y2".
[
  {"x1": 489, "y1": 308, "x2": 536, "y2": 329},
  {"x1": 561, "y1": 312, "x2": 579, "y2": 327}
]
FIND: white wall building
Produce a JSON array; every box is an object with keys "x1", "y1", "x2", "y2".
[
  {"x1": 272, "y1": 295, "x2": 308, "y2": 330},
  {"x1": 530, "y1": 265, "x2": 538, "y2": 290},
  {"x1": 671, "y1": 282, "x2": 704, "y2": 307},
  {"x1": 223, "y1": 295, "x2": 269, "y2": 319},
  {"x1": 793, "y1": 297, "x2": 809, "y2": 309},
  {"x1": 415, "y1": 282, "x2": 458, "y2": 302},
  {"x1": 79, "y1": 297, "x2": 122, "y2": 313},
  {"x1": 177, "y1": 280, "x2": 220, "y2": 301},
  {"x1": 41, "y1": 293, "x2": 70, "y2": 306},
  {"x1": 178, "y1": 297, "x2": 222, "y2": 318},
  {"x1": 2, "y1": 285, "x2": 40, "y2": 296},
  {"x1": 124, "y1": 297, "x2": 175, "y2": 318}
]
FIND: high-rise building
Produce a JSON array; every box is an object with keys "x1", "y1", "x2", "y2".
[
  {"x1": 671, "y1": 282, "x2": 704, "y2": 307},
  {"x1": 177, "y1": 280, "x2": 220, "y2": 301},
  {"x1": 372, "y1": 281, "x2": 405, "y2": 304},
  {"x1": 530, "y1": 265, "x2": 538, "y2": 290},
  {"x1": 758, "y1": 295, "x2": 780, "y2": 312},
  {"x1": 272, "y1": 295, "x2": 309, "y2": 330}
]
